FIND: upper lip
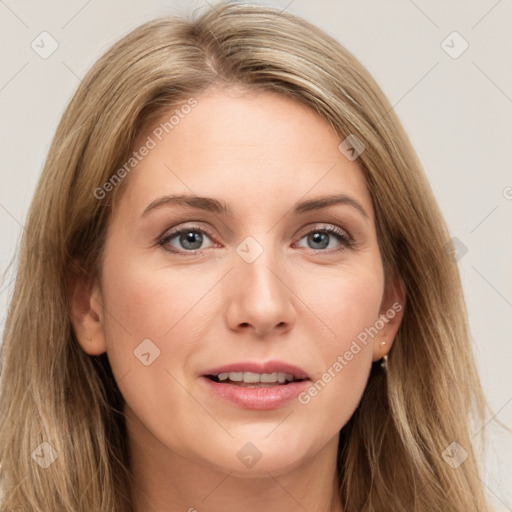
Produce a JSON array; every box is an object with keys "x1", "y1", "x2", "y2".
[{"x1": 202, "y1": 360, "x2": 310, "y2": 380}]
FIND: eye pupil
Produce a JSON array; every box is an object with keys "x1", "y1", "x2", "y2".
[
  {"x1": 181, "y1": 231, "x2": 203, "y2": 250},
  {"x1": 309, "y1": 232, "x2": 329, "y2": 249}
]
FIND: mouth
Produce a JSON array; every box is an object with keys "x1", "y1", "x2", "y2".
[{"x1": 200, "y1": 361, "x2": 310, "y2": 409}]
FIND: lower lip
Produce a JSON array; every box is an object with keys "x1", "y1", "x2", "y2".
[{"x1": 201, "y1": 377, "x2": 310, "y2": 410}]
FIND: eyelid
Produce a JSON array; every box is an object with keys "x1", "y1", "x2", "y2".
[
  {"x1": 295, "y1": 223, "x2": 352, "y2": 241},
  {"x1": 159, "y1": 222, "x2": 216, "y2": 240}
]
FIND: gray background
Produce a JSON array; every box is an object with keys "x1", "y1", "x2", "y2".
[{"x1": 1, "y1": 0, "x2": 511, "y2": 508}]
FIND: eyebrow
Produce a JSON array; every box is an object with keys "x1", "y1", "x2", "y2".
[{"x1": 142, "y1": 193, "x2": 369, "y2": 219}]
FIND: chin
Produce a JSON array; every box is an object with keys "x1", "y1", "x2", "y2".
[{"x1": 196, "y1": 435, "x2": 315, "y2": 477}]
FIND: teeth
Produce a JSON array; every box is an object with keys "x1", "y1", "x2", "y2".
[
  {"x1": 243, "y1": 372, "x2": 261, "y2": 383},
  {"x1": 216, "y1": 371, "x2": 297, "y2": 383}
]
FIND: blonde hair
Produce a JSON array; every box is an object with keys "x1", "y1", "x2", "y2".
[{"x1": 0, "y1": 3, "x2": 490, "y2": 510}]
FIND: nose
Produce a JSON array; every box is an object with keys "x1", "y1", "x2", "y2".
[{"x1": 224, "y1": 245, "x2": 297, "y2": 337}]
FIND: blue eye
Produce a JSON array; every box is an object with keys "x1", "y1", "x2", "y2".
[
  {"x1": 159, "y1": 225, "x2": 215, "y2": 253},
  {"x1": 296, "y1": 225, "x2": 352, "y2": 251}
]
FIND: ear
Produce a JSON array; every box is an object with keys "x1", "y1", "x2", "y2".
[
  {"x1": 372, "y1": 272, "x2": 405, "y2": 362},
  {"x1": 68, "y1": 270, "x2": 107, "y2": 356}
]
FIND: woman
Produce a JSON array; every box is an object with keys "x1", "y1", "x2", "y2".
[{"x1": 0, "y1": 2, "x2": 490, "y2": 511}]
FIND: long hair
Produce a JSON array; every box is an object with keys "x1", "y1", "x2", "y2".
[{"x1": 0, "y1": 3, "x2": 490, "y2": 510}]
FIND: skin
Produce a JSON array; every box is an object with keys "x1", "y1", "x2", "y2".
[{"x1": 71, "y1": 88, "x2": 404, "y2": 512}]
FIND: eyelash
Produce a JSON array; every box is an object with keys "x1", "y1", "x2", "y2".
[{"x1": 158, "y1": 223, "x2": 354, "y2": 255}]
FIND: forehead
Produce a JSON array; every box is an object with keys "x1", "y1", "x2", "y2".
[{"x1": 114, "y1": 89, "x2": 373, "y2": 221}]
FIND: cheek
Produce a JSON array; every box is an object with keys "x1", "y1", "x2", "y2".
[
  {"x1": 97, "y1": 251, "x2": 215, "y2": 451},
  {"x1": 100, "y1": 249, "x2": 215, "y2": 344},
  {"x1": 294, "y1": 260, "x2": 383, "y2": 426},
  {"x1": 299, "y1": 255, "x2": 384, "y2": 348},
  {"x1": 97, "y1": 243, "x2": 198, "y2": 386}
]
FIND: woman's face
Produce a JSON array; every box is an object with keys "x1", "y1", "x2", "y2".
[{"x1": 75, "y1": 89, "x2": 403, "y2": 476}]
